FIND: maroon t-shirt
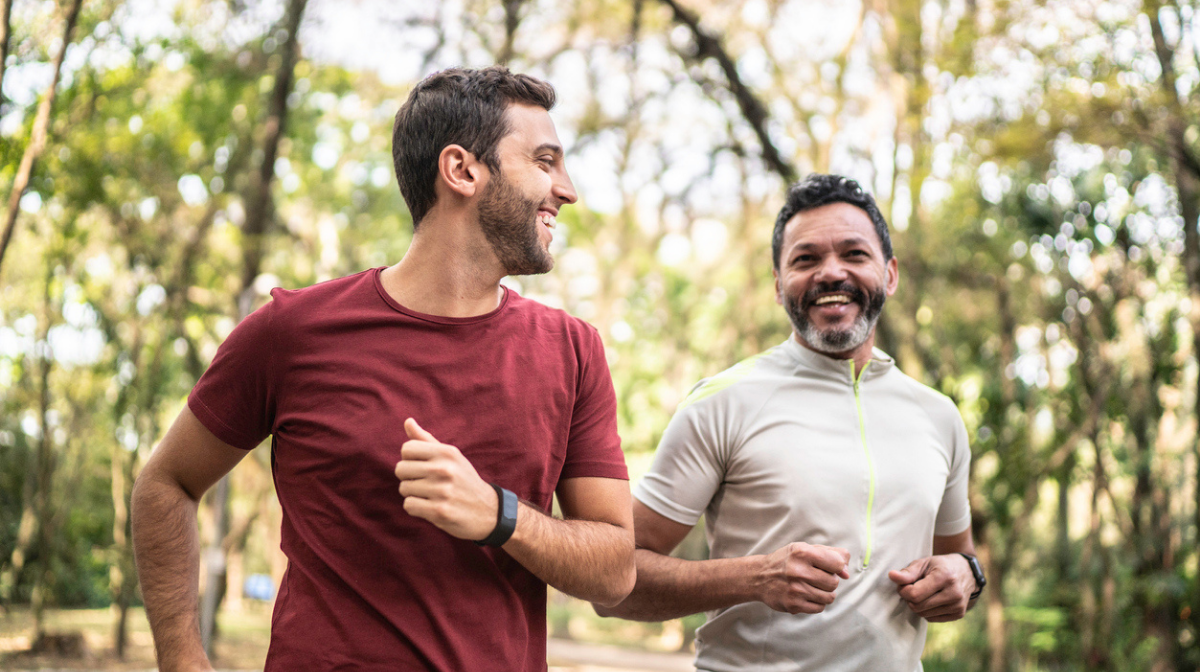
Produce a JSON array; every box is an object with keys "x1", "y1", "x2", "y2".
[{"x1": 188, "y1": 267, "x2": 628, "y2": 671}]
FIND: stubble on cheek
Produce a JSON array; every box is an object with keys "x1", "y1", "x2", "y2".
[{"x1": 477, "y1": 175, "x2": 552, "y2": 275}]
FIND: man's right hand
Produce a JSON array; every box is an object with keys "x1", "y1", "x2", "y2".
[{"x1": 756, "y1": 542, "x2": 851, "y2": 614}]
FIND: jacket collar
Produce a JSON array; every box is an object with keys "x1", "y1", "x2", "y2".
[{"x1": 782, "y1": 333, "x2": 895, "y2": 385}]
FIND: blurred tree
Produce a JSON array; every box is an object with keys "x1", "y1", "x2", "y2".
[
  {"x1": 197, "y1": 0, "x2": 310, "y2": 658},
  {"x1": 0, "y1": 1, "x2": 1196, "y2": 670},
  {"x1": 0, "y1": 0, "x2": 82, "y2": 276}
]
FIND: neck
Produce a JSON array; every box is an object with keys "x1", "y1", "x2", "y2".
[
  {"x1": 793, "y1": 331, "x2": 876, "y2": 376},
  {"x1": 380, "y1": 212, "x2": 507, "y2": 318}
]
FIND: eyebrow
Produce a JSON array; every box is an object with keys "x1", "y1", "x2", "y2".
[
  {"x1": 790, "y1": 236, "x2": 873, "y2": 251},
  {"x1": 533, "y1": 143, "x2": 564, "y2": 158}
]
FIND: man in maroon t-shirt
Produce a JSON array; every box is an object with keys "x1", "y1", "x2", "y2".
[{"x1": 131, "y1": 67, "x2": 635, "y2": 672}]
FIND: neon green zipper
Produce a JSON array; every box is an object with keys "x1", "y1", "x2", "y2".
[{"x1": 851, "y1": 360, "x2": 876, "y2": 568}]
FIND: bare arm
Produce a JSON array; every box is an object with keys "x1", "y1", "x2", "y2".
[
  {"x1": 887, "y1": 527, "x2": 980, "y2": 622},
  {"x1": 394, "y1": 419, "x2": 635, "y2": 606},
  {"x1": 503, "y1": 476, "x2": 635, "y2": 606},
  {"x1": 131, "y1": 407, "x2": 248, "y2": 672},
  {"x1": 594, "y1": 500, "x2": 849, "y2": 621}
]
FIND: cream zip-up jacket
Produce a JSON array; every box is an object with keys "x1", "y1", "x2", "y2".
[{"x1": 634, "y1": 336, "x2": 972, "y2": 672}]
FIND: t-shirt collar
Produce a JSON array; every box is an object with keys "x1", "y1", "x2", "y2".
[{"x1": 372, "y1": 266, "x2": 512, "y2": 325}]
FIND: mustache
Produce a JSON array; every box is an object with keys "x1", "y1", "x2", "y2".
[{"x1": 801, "y1": 281, "x2": 867, "y2": 310}]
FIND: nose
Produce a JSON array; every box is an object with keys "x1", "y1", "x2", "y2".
[
  {"x1": 553, "y1": 167, "x2": 578, "y2": 206},
  {"x1": 813, "y1": 256, "x2": 849, "y2": 283}
]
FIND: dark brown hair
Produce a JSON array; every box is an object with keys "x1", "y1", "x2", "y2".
[{"x1": 391, "y1": 66, "x2": 557, "y2": 227}]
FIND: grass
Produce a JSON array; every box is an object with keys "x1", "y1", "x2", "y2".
[
  {"x1": 0, "y1": 596, "x2": 692, "y2": 671},
  {"x1": 0, "y1": 603, "x2": 272, "y2": 670}
]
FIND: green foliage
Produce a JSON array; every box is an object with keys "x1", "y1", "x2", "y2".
[{"x1": 0, "y1": 0, "x2": 1197, "y2": 668}]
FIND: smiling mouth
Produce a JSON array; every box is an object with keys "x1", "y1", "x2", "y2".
[
  {"x1": 812, "y1": 294, "x2": 852, "y2": 306},
  {"x1": 803, "y1": 283, "x2": 867, "y2": 313},
  {"x1": 537, "y1": 211, "x2": 556, "y2": 229}
]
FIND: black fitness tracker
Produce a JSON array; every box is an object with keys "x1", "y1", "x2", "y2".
[
  {"x1": 958, "y1": 552, "x2": 987, "y2": 600},
  {"x1": 476, "y1": 483, "x2": 518, "y2": 547}
]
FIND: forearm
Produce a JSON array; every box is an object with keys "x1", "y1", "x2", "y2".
[
  {"x1": 502, "y1": 502, "x2": 635, "y2": 607},
  {"x1": 596, "y1": 549, "x2": 764, "y2": 621},
  {"x1": 131, "y1": 475, "x2": 210, "y2": 672}
]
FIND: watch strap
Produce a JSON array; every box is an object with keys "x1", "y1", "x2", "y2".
[
  {"x1": 958, "y1": 552, "x2": 986, "y2": 600},
  {"x1": 475, "y1": 484, "x2": 518, "y2": 547}
]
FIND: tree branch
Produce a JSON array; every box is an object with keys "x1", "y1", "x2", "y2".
[
  {"x1": 0, "y1": 0, "x2": 13, "y2": 110},
  {"x1": 238, "y1": 0, "x2": 309, "y2": 319},
  {"x1": 0, "y1": 0, "x2": 84, "y2": 279},
  {"x1": 654, "y1": 0, "x2": 796, "y2": 183}
]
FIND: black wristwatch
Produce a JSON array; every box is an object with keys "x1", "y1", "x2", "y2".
[
  {"x1": 958, "y1": 553, "x2": 986, "y2": 600},
  {"x1": 475, "y1": 484, "x2": 518, "y2": 547}
]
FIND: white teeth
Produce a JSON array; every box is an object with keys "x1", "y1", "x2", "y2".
[
  {"x1": 540, "y1": 213, "x2": 555, "y2": 228},
  {"x1": 814, "y1": 294, "x2": 850, "y2": 305}
]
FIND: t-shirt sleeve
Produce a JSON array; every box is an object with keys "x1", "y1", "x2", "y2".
[
  {"x1": 559, "y1": 325, "x2": 628, "y2": 481},
  {"x1": 188, "y1": 299, "x2": 280, "y2": 451},
  {"x1": 632, "y1": 391, "x2": 728, "y2": 527},
  {"x1": 934, "y1": 410, "x2": 972, "y2": 536}
]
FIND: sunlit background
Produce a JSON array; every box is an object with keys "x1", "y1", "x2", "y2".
[{"x1": 1, "y1": 0, "x2": 1198, "y2": 669}]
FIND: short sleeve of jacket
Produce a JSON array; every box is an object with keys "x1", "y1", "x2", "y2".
[
  {"x1": 188, "y1": 299, "x2": 279, "y2": 451},
  {"x1": 934, "y1": 411, "x2": 972, "y2": 536},
  {"x1": 559, "y1": 324, "x2": 628, "y2": 481},
  {"x1": 632, "y1": 389, "x2": 730, "y2": 526}
]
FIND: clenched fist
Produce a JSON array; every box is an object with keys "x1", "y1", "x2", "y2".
[
  {"x1": 757, "y1": 542, "x2": 851, "y2": 614},
  {"x1": 393, "y1": 418, "x2": 500, "y2": 542},
  {"x1": 888, "y1": 554, "x2": 974, "y2": 622}
]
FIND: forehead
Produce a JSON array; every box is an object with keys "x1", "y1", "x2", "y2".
[
  {"x1": 781, "y1": 202, "x2": 882, "y2": 253},
  {"x1": 498, "y1": 103, "x2": 561, "y2": 153}
]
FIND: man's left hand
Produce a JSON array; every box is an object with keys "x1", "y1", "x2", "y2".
[
  {"x1": 393, "y1": 418, "x2": 500, "y2": 542},
  {"x1": 887, "y1": 554, "x2": 975, "y2": 622}
]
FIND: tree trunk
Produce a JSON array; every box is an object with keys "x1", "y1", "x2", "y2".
[
  {"x1": 497, "y1": 0, "x2": 524, "y2": 64},
  {"x1": 1143, "y1": 4, "x2": 1200, "y2": 653},
  {"x1": 109, "y1": 438, "x2": 136, "y2": 658},
  {"x1": 225, "y1": 545, "x2": 244, "y2": 614},
  {"x1": 0, "y1": 0, "x2": 13, "y2": 109},
  {"x1": 200, "y1": 0, "x2": 309, "y2": 656},
  {"x1": 110, "y1": 448, "x2": 128, "y2": 658},
  {"x1": 0, "y1": 0, "x2": 83, "y2": 277},
  {"x1": 30, "y1": 265, "x2": 57, "y2": 638},
  {"x1": 1055, "y1": 456, "x2": 1072, "y2": 581},
  {"x1": 979, "y1": 540, "x2": 1007, "y2": 672}
]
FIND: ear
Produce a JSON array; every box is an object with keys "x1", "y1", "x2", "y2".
[
  {"x1": 773, "y1": 268, "x2": 783, "y2": 305},
  {"x1": 437, "y1": 145, "x2": 486, "y2": 199},
  {"x1": 885, "y1": 256, "x2": 899, "y2": 297}
]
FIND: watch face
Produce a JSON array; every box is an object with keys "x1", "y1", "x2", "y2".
[
  {"x1": 971, "y1": 558, "x2": 985, "y2": 584},
  {"x1": 961, "y1": 553, "x2": 985, "y2": 597}
]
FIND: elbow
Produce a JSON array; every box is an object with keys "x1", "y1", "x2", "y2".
[
  {"x1": 591, "y1": 560, "x2": 637, "y2": 609},
  {"x1": 592, "y1": 584, "x2": 632, "y2": 616},
  {"x1": 590, "y1": 589, "x2": 630, "y2": 611},
  {"x1": 130, "y1": 468, "x2": 166, "y2": 517},
  {"x1": 592, "y1": 601, "x2": 619, "y2": 617},
  {"x1": 130, "y1": 472, "x2": 151, "y2": 519}
]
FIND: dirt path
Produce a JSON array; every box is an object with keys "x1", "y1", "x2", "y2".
[
  {"x1": 548, "y1": 638, "x2": 694, "y2": 671},
  {"x1": 3, "y1": 637, "x2": 694, "y2": 672},
  {"x1": 2, "y1": 607, "x2": 695, "y2": 671}
]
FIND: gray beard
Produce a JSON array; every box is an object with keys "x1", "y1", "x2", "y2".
[{"x1": 784, "y1": 282, "x2": 886, "y2": 355}]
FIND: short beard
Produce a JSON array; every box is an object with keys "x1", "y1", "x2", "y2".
[
  {"x1": 477, "y1": 169, "x2": 553, "y2": 276},
  {"x1": 784, "y1": 281, "x2": 886, "y2": 355}
]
